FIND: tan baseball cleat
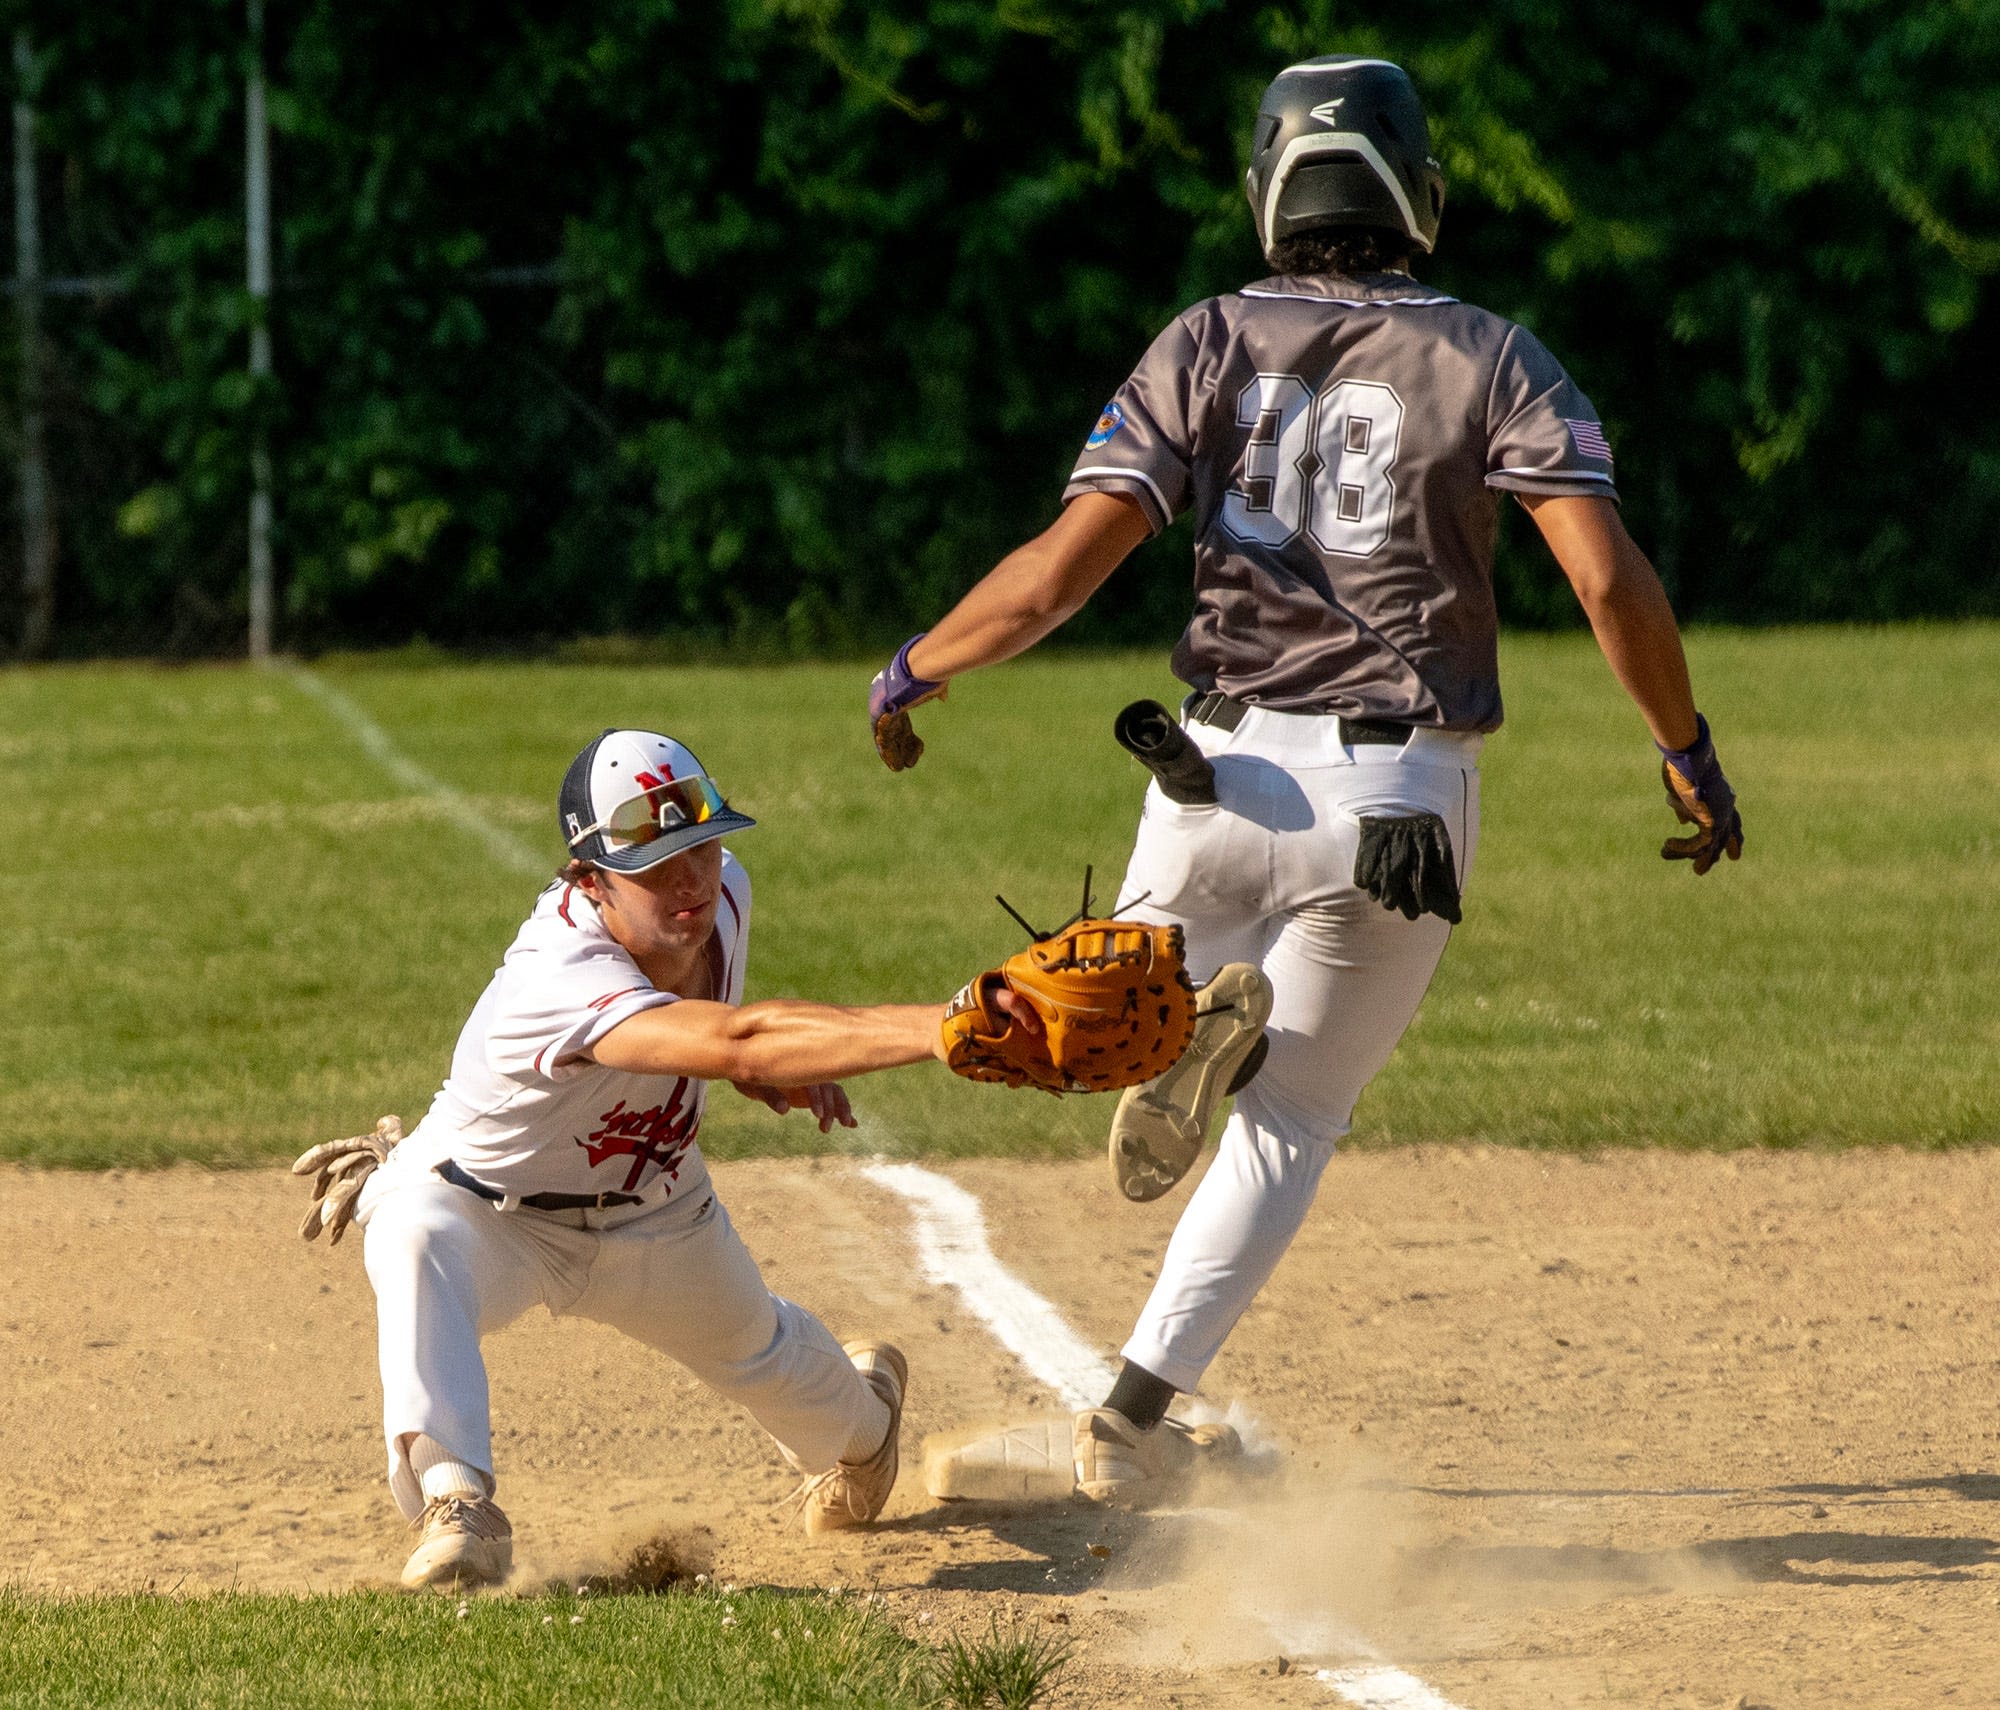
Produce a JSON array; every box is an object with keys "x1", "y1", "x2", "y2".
[
  {"x1": 1109, "y1": 962, "x2": 1274, "y2": 1202},
  {"x1": 400, "y1": 1494, "x2": 513, "y2": 1591},
  {"x1": 1073, "y1": 1408, "x2": 1243, "y2": 1507},
  {"x1": 795, "y1": 1340, "x2": 908, "y2": 1534}
]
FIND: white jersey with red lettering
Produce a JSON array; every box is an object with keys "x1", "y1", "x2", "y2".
[
  {"x1": 390, "y1": 851, "x2": 750, "y2": 1204},
  {"x1": 355, "y1": 842, "x2": 892, "y2": 1525}
]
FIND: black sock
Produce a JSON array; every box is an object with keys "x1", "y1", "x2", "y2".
[{"x1": 1101, "y1": 1360, "x2": 1176, "y2": 1431}]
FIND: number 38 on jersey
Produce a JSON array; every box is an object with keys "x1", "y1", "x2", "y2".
[{"x1": 1221, "y1": 374, "x2": 1405, "y2": 558}]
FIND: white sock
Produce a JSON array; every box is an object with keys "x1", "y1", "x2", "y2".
[
  {"x1": 841, "y1": 1389, "x2": 893, "y2": 1465},
  {"x1": 409, "y1": 1433, "x2": 490, "y2": 1501}
]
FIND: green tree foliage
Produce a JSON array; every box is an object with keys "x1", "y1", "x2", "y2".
[{"x1": 3, "y1": 0, "x2": 1996, "y2": 652}]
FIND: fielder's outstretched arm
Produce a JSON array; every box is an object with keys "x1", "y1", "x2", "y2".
[
  {"x1": 586, "y1": 998, "x2": 946, "y2": 1085},
  {"x1": 904, "y1": 492, "x2": 1153, "y2": 681},
  {"x1": 1525, "y1": 495, "x2": 1699, "y2": 751},
  {"x1": 586, "y1": 990, "x2": 1047, "y2": 1087}
]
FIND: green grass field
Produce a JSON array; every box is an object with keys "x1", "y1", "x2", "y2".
[
  {"x1": 1, "y1": 626, "x2": 1994, "y2": 1168},
  {"x1": 0, "y1": 1585, "x2": 1033, "y2": 1710}
]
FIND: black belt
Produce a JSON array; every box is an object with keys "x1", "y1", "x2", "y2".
[
  {"x1": 436, "y1": 1158, "x2": 644, "y2": 1212},
  {"x1": 1183, "y1": 691, "x2": 1414, "y2": 746}
]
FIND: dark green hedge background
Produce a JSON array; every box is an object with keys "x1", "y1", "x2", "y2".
[{"x1": 3, "y1": 0, "x2": 1996, "y2": 654}]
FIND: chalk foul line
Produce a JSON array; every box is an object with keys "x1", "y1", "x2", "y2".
[
  {"x1": 859, "y1": 1161, "x2": 1115, "y2": 1410},
  {"x1": 860, "y1": 1159, "x2": 1472, "y2": 1710},
  {"x1": 282, "y1": 665, "x2": 549, "y2": 878},
  {"x1": 1316, "y1": 1667, "x2": 1469, "y2": 1710}
]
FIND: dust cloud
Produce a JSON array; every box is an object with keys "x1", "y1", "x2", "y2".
[{"x1": 1106, "y1": 1428, "x2": 1747, "y2": 1676}]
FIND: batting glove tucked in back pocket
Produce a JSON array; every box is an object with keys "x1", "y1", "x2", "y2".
[{"x1": 1353, "y1": 813, "x2": 1463, "y2": 924}]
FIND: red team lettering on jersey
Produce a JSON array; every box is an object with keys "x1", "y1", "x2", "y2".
[{"x1": 579, "y1": 1089, "x2": 701, "y2": 1191}]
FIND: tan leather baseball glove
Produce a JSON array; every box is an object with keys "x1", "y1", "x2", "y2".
[{"x1": 942, "y1": 918, "x2": 1196, "y2": 1094}]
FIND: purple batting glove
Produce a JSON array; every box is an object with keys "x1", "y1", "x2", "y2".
[
  {"x1": 1657, "y1": 713, "x2": 1744, "y2": 876},
  {"x1": 869, "y1": 633, "x2": 948, "y2": 772}
]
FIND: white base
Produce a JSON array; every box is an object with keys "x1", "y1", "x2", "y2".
[{"x1": 921, "y1": 1415, "x2": 1077, "y2": 1502}]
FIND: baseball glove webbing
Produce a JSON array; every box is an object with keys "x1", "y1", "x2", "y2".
[{"x1": 941, "y1": 870, "x2": 1197, "y2": 1095}]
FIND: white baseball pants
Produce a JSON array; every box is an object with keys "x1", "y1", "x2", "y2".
[
  {"x1": 357, "y1": 1164, "x2": 887, "y2": 1519},
  {"x1": 1115, "y1": 707, "x2": 1483, "y2": 1394}
]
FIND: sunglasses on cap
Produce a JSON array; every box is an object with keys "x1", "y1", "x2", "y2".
[{"x1": 568, "y1": 775, "x2": 729, "y2": 851}]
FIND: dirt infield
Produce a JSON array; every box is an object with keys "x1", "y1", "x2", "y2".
[{"x1": 7, "y1": 1147, "x2": 1998, "y2": 1707}]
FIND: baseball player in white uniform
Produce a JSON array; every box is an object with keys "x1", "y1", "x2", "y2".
[
  {"x1": 298, "y1": 727, "x2": 1041, "y2": 1588},
  {"x1": 869, "y1": 56, "x2": 1743, "y2": 1502}
]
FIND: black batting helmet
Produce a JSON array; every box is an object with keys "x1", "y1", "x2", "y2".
[{"x1": 1244, "y1": 56, "x2": 1446, "y2": 258}]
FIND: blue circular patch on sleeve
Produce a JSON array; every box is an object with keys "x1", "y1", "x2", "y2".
[{"x1": 1084, "y1": 402, "x2": 1125, "y2": 450}]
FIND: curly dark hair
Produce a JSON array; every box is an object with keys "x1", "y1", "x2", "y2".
[{"x1": 1267, "y1": 226, "x2": 1416, "y2": 278}]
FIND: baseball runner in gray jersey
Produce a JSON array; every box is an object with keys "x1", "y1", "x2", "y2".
[{"x1": 872, "y1": 55, "x2": 1743, "y2": 1503}]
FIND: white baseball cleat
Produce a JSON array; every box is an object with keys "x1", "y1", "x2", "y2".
[
  {"x1": 400, "y1": 1494, "x2": 513, "y2": 1591},
  {"x1": 794, "y1": 1340, "x2": 908, "y2": 1534},
  {"x1": 1109, "y1": 961, "x2": 1274, "y2": 1202},
  {"x1": 1072, "y1": 1408, "x2": 1243, "y2": 1507}
]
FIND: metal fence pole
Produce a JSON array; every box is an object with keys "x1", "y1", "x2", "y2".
[
  {"x1": 245, "y1": 0, "x2": 273, "y2": 662},
  {"x1": 12, "y1": 32, "x2": 53, "y2": 659}
]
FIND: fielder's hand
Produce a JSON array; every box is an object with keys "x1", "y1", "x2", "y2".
[
  {"x1": 869, "y1": 634, "x2": 948, "y2": 771},
  {"x1": 732, "y1": 1081, "x2": 857, "y2": 1134},
  {"x1": 292, "y1": 1115, "x2": 402, "y2": 1245},
  {"x1": 1657, "y1": 713, "x2": 1744, "y2": 875}
]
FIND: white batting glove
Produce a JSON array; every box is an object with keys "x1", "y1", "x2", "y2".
[{"x1": 292, "y1": 1115, "x2": 403, "y2": 1245}]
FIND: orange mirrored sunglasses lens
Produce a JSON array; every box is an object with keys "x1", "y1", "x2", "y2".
[{"x1": 602, "y1": 777, "x2": 726, "y2": 846}]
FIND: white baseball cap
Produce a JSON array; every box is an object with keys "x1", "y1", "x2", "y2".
[{"x1": 557, "y1": 729, "x2": 755, "y2": 873}]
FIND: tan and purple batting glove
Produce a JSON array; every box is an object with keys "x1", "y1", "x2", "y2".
[
  {"x1": 1658, "y1": 714, "x2": 1744, "y2": 875},
  {"x1": 868, "y1": 634, "x2": 948, "y2": 771}
]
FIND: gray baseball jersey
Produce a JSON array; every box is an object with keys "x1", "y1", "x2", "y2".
[{"x1": 1063, "y1": 272, "x2": 1618, "y2": 731}]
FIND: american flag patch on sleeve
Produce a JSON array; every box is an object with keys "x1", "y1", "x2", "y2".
[{"x1": 1564, "y1": 418, "x2": 1613, "y2": 462}]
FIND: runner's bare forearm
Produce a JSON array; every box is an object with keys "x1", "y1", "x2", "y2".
[
  {"x1": 1528, "y1": 495, "x2": 1699, "y2": 751},
  {"x1": 907, "y1": 493, "x2": 1152, "y2": 680}
]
